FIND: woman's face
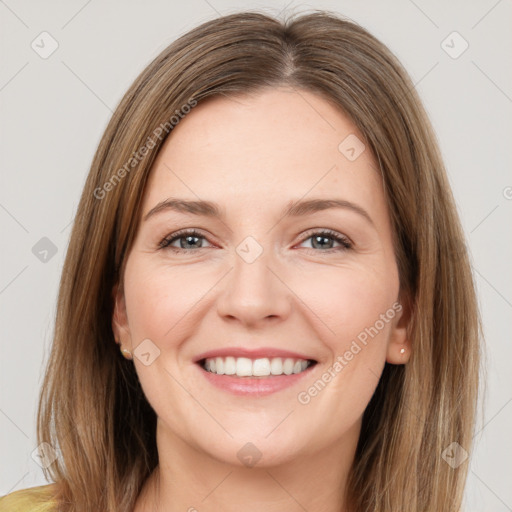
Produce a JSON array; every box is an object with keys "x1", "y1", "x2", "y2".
[{"x1": 113, "y1": 87, "x2": 410, "y2": 467}]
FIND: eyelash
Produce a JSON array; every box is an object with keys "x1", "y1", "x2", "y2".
[{"x1": 158, "y1": 228, "x2": 353, "y2": 254}]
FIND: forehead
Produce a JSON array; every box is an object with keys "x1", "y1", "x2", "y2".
[{"x1": 142, "y1": 88, "x2": 384, "y2": 216}]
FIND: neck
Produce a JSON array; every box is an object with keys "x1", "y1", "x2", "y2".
[{"x1": 134, "y1": 417, "x2": 360, "y2": 512}]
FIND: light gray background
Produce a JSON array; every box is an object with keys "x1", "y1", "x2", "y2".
[{"x1": 1, "y1": 0, "x2": 511, "y2": 510}]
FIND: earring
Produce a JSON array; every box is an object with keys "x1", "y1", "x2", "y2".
[
  {"x1": 120, "y1": 345, "x2": 133, "y2": 360},
  {"x1": 400, "y1": 347, "x2": 406, "y2": 355},
  {"x1": 116, "y1": 339, "x2": 133, "y2": 360}
]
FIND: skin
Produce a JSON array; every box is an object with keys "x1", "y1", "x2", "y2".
[{"x1": 112, "y1": 87, "x2": 411, "y2": 512}]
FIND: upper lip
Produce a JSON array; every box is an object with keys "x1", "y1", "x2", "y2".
[{"x1": 193, "y1": 347, "x2": 317, "y2": 363}]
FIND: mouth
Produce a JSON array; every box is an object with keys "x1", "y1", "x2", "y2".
[
  {"x1": 193, "y1": 349, "x2": 318, "y2": 396},
  {"x1": 198, "y1": 356, "x2": 317, "y2": 377}
]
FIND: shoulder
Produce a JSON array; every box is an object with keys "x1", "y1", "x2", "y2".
[{"x1": 0, "y1": 483, "x2": 59, "y2": 512}]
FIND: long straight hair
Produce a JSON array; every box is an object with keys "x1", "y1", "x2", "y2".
[{"x1": 36, "y1": 10, "x2": 481, "y2": 511}]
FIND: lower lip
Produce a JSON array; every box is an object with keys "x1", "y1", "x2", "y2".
[{"x1": 197, "y1": 363, "x2": 316, "y2": 396}]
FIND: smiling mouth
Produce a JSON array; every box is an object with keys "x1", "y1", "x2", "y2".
[{"x1": 199, "y1": 356, "x2": 317, "y2": 377}]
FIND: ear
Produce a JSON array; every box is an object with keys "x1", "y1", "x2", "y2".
[
  {"x1": 112, "y1": 282, "x2": 132, "y2": 348},
  {"x1": 385, "y1": 294, "x2": 412, "y2": 365}
]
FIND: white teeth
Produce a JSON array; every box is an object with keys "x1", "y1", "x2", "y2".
[
  {"x1": 270, "y1": 358, "x2": 283, "y2": 375},
  {"x1": 224, "y1": 356, "x2": 236, "y2": 375},
  {"x1": 236, "y1": 357, "x2": 253, "y2": 377},
  {"x1": 215, "y1": 357, "x2": 224, "y2": 375},
  {"x1": 283, "y1": 358, "x2": 294, "y2": 375},
  {"x1": 253, "y1": 358, "x2": 271, "y2": 376},
  {"x1": 202, "y1": 356, "x2": 313, "y2": 377}
]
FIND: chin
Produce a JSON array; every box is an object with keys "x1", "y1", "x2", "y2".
[{"x1": 210, "y1": 438, "x2": 305, "y2": 469}]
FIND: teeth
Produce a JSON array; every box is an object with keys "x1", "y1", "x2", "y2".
[
  {"x1": 215, "y1": 357, "x2": 224, "y2": 375},
  {"x1": 283, "y1": 358, "x2": 294, "y2": 375},
  {"x1": 270, "y1": 358, "x2": 283, "y2": 375},
  {"x1": 224, "y1": 356, "x2": 236, "y2": 375},
  {"x1": 236, "y1": 357, "x2": 253, "y2": 377},
  {"x1": 202, "y1": 356, "x2": 313, "y2": 377},
  {"x1": 253, "y1": 358, "x2": 271, "y2": 377}
]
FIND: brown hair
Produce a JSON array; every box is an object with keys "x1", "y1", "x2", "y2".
[{"x1": 36, "y1": 10, "x2": 481, "y2": 511}]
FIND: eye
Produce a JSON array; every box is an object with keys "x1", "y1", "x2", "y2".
[
  {"x1": 297, "y1": 229, "x2": 352, "y2": 252},
  {"x1": 158, "y1": 228, "x2": 353, "y2": 254},
  {"x1": 158, "y1": 229, "x2": 212, "y2": 252}
]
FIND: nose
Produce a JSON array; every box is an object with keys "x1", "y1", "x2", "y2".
[{"x1": 216, "y1": 243, "x2": 292, "y2": 328}]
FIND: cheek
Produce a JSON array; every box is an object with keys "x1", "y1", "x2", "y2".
[
  {"x1": 124, "y1": 280, "x2": 168, "y2": 344},
  {"x1": 294, "y1": 262, "x2": 399, "y2": 348},
  {"x1": 289, "y1": 266, "x2": 400, "y2": 452},
  {"x1": 319, "y1": 268, "x2": 397, "y2": 388},
  {"x1": 340, "y1": 277, "x2": 396, "y2": 346},
  {"x1": 123, "y1": 260, "x2": 209, "y2": 345}
]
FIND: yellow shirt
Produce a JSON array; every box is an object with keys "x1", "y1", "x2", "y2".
[{"x1": 0, "y1": 484, "x2": 58, "y2": 512}]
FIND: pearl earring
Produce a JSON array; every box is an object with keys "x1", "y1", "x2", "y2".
[
  {"x1": 116, "y1": 339, "x2": 133, "y2": 360},
  {"x1": 120, "y1": 345, "x2": 133, "y2": 359},
  {"x1": 400, "y1": 347, "x2": 406, "y2": 354}
]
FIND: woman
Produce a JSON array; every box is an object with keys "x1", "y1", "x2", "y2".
[{"x1": 0, "y1": 9, "x2": 481, "y2": 512}]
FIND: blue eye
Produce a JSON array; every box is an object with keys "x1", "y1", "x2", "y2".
[
  {"x1": 298, "y1": 229, "x2": 352, "y2": 252},
  {"x1": 158, "y1": 228, "x2": 352, "y2": 253},
  {"x1": 159, "y1": 229, "x2": 209, "y2": 252}
]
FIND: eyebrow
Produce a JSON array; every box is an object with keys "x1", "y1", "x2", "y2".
[{"x1": 143, "y1": 197, "x2": 374, "y2": 225}]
